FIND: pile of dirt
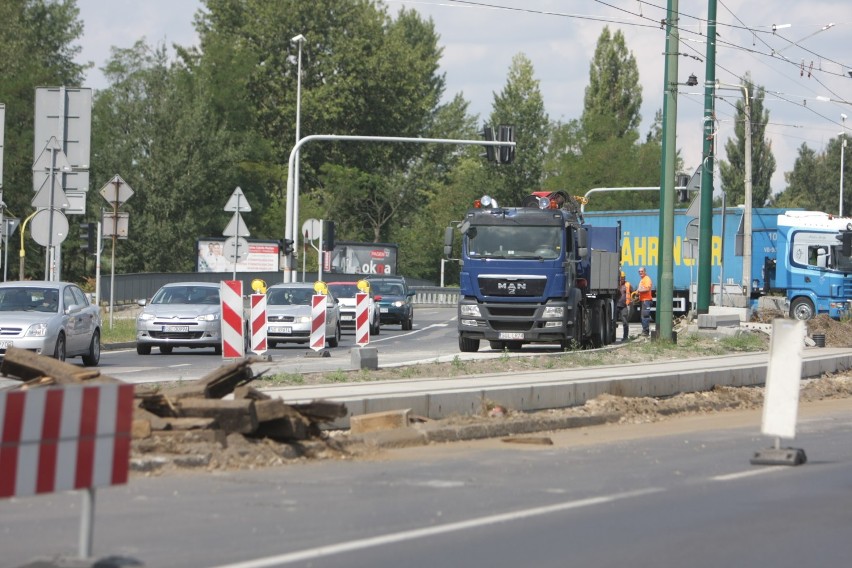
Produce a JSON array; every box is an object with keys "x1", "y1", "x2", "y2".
[{"x1": 805, "y1": 314, "x2": 852, "y2": 347}]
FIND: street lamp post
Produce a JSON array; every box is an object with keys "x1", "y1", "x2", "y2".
[
  {"x1": 841, "y1": 113, "x2": 847, "y2": 217},
  {"x1": 288, "y1": 33, "x2": 306, "y2": 282},
  {"x1": 716, "y1": 81, "x2": 752, "y2": 302}
]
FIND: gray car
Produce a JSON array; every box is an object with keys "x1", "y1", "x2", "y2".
[
  {"x1": 0, "y1": 281, "x2": 102, "y2": 365},
  {"x1": 136, "y1": 282, "x2": 222, "y2": 355},
  {"x1": 266, "y1": 283, "x2": 341, "y2": 348}
]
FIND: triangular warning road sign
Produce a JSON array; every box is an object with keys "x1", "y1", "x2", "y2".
[
  {"x1": 31, "y1": 174, "x2": 71, "y2": 209},
  {"x1": 224, "y1": 186, "x2": 252, "y2": 212},
  {"x1": 32, "y1": 137, "x2": 72, "y2": 173},
  {"x1": 223, "y1": 212, "x2": 251, "y2": 237}
]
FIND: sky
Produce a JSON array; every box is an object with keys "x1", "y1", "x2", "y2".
[{"x1": 74, "y1": 0, "x2": 852, "y2": 203}]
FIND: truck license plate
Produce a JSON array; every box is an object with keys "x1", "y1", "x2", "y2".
[
  {"x1": 498, "y1": 332, "x2": 524, "y2": 340},
  {"x1": 269, "y1": 326, "x2": 292, "y2": 334},
  {"x1": 0, "y1": 341, "x2": 10, "y2": 349},
  {"x1": 164, "y1": 325, "x2": 189, "y2": 333}
]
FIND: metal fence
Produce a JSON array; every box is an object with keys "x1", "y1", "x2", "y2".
[{"x1": 101, "y1": 272, "x2": 458, "y2": 307}]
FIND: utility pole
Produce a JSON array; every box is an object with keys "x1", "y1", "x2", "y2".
[
  {"x1": 657, "y1": 0, "x2": 680, "y2": 341},
  {"x1": 697, "y1": 0, "x2": 718, "y2": 314}
]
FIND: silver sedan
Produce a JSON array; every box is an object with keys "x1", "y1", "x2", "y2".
[
  {"x1": 136, "y1": 282, "x2": 222, "y2": 355},
  {"x1": 0, "y1": 281, "x2": 102, "y2": 365}
]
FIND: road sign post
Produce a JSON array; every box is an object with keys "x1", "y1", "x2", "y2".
[
  {"x1": 223, "y1": 187, "x2": 252, "y2": 280},
  {"x1": 99, "y1": 175, "x2": 134, "y2": 328}
]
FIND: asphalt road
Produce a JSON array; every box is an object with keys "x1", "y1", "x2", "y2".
[
  {"x1": 4, "y1": 398, "x2": 851, "y2": 568},
  {"x1": 74, "y1": 306, "x2": 607, "y2": 384}
]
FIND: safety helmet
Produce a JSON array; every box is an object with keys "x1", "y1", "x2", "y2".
[{"x1": 620, "y1": 271, "x2": 625, "y2": 278}]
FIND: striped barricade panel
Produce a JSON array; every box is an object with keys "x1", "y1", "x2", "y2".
[
  {"x1": 355, "y1": 292, "x2": 370, "y2": 346},
  {"x1": 250, "y1": 293, "x2": 267, "y2": 355},
  {"x1": 310, "y1": 295, "x2": 327, "y2": 351},
  {"x1": 0, "y1": 383, "x2": 135, "y2": 499},
  {"x1": 220, "y1": 280, "x2": 245, "y2": 358}
]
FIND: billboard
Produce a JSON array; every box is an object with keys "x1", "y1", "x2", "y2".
[
  {"x1": 325, "y1": 241, "x2": 398, "y2": 275},
  {"x1": 197, "y1": 238, "x2": 280, "y2": 273}
]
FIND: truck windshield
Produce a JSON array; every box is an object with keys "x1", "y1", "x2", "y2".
[
  {"x1": 834, "y1": 245, "x2": 852, "y2": 272},
  {"x1": 467, "y1": 226, "x2": 562, "y2": 259}
]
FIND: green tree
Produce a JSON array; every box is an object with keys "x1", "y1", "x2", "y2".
[
  {"x1": 196, "y1": 0, "x2": 445, "y2": 246},
  {"x1": 543, "y1": 27, "x2": 665, "y2": 211},
  {"x1": 582, "y1": 27, "x2": 642, "y2": 143},
  {"x1": 772, "y1": 139, "x2": 846, "y2": 214},
  {"x1": 91, "y1": 40, "x2": 252, "y2": 273},
  {"x1": 718, "y1": 74, "x2": 776, "y2": 207},
  {"x1": 0, "y1": 0, "x2": 86, "y2": 279},
  {"x1": 487, "y1": 53, "x2": 549, "y2": 205}
]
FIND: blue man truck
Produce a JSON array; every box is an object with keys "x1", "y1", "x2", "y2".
[
  {"x1": 444, "y1": 191, "x2": 621, "y2": 352},
  {"x1": 582, "y1": 207, "x2": 852, "y2": 320}
]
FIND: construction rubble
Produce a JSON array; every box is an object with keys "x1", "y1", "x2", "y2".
[{"x1": 0, "y1": 346, "x2": 351, "y2": 473}]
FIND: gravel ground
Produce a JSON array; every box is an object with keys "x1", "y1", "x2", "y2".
[{"x1": 131, "y1": 314, "x2": 852, "y2": 474}]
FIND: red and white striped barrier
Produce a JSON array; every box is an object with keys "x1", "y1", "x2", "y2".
[
  {"x1": 220, "y1": 280, "x2": 245, "y2": 358},
  {"x1": 355, "y1": 292, "x2": 370, "y2": 346},
  {"x1": 310, "y1": 294, "x2": 327, "y2": 352},
  {"x1": 250, "y1": 293, "x2": 267, "y2": 355},
  {"x1": 0, "y1": 383, "x2": 135, "y2": 499}
]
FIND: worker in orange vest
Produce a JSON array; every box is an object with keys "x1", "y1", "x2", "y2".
[
  {"x1": 616, "y1": 271, "x2": 633, "y2": 341},
  {"x1": 637, "y1": 266, "x2": 654, "y2": 337}
]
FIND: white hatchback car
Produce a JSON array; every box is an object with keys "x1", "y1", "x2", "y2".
[
  {"x1": 326, "y1": 281, "x2": 380, "y2": 335},
  {"x1": 0, "y1": 281, "x2": 102, "y2": 365}
]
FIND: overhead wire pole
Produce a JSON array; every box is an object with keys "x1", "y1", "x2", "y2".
[
  {"x1": 717, "y1": 81, "x2": 752, "y2": 301},
  {"x1": 697, "y1": 0, "x2": 718, "y2": 314},
  {"x1": 282, "y1": 134, "x2": 515, "y2": 283},
  {"x1": 656, "y1": 0, "x2": 679, "y2": 342}
]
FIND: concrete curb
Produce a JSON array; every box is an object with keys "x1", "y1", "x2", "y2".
[{"x1": 346, "y1": 413, "x2": 621, "y2": 449}]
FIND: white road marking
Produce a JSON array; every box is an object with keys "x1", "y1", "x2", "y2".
[
  {"x1": 710, "y1": 468, "x2": 784, "y2": 482},
  {"x1": 212, "y1": 488, "x2": 663, "y2": 568},
  {"x1": 369, "y1": 323, "x2": 447, "y2": 343}
]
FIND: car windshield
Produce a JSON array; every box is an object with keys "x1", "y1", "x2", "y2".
[
  {"x1": 0, "y1": 287, "x2": 59, "y2": 313},
  {"x1": 328, "y1": 284, "x2": 359, "y2": 298},
  {"x1": 268, "y1": 288, "x2": 314, "y2": 306},
  {"x1": 151, "y1": 286, "x2": 219, "y2": 305},
  {"x1": 373, "y1": 282, "x2": 404, "y2": 295}
]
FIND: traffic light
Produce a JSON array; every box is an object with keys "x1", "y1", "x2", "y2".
[
  {"x1": 676, "y1": 173, "x2": 690, "y2": 203},
  {"x1": 281, "y1": 238, "x2": 294, "y2": 256},
  {"x1": 323, "y1": 220, "x2": 335, "y2": 251},
  {"x1": 498, "y1": 125, "x2": 515, "y2": 164},
  {"x1": 836, "y1": 229, "x2": 852, "y2": 257},
  {"x1": 480, "y1": 126, "x2": 496, "y2": 163},
  {"x1": 79, "y1": 222, "x2": 96, "y2": 254}
]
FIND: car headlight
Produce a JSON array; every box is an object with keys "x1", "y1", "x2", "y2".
[
  {"x1": 26, "y1": 323, "x2": 49, "y2": 337},
  {"x1": 138, "y1": 313, "x2": 155, "y2": 321},
  {"x1": 460, "y1": 304, "x2": 481, "y2": 317},
  {"x1": 196, "y1": 313, "x2": 220, "y2": 322},
  {"x1": 296, "y1": 315, "x2": 311, "y2": 323},
  {"x1": 392, "y1": 300, "x2": 404, "y2": 308},
  {"x1": 543, "y1": 306, "x2": 564, "y2": 318}
]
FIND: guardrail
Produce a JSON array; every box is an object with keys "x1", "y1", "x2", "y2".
[{"x1": 413, "y1": 286, "x2": 458, "y2": 306}]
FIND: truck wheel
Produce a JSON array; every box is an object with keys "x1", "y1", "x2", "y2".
[
  {"x1": 136, "y1": 344, "x2": 152, "y2": 355},
  {"x1": 459, "y1": 335, "x2": 480, "y2": 352},
  {"x1": 505, "y1": 341, "x2": 523, "y2": 351},
  {"x1": 590, "y1": 304, "x2": 605, "y2": 347},
  {"x1": 489, "y1": 341, "x2": 506, "y2": 350},
  {"x1": 790, "y1": 297, "x2": 815, "y2": 321},
  {"x1": 606, "y1": 301, "x2": 616, "y2": 344}
]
